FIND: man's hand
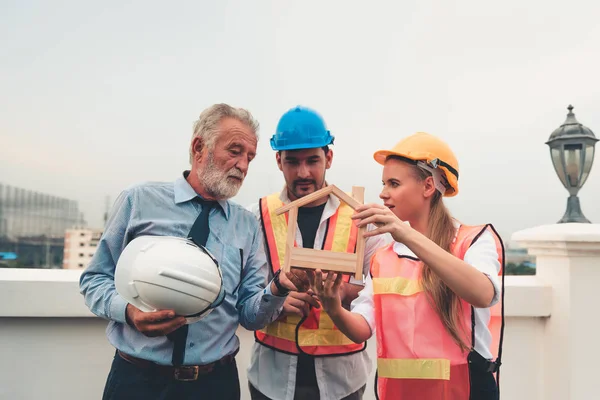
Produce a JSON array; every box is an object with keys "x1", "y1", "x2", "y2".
[
  {"x1": 272, "y1": 267, "x2": 311, "y2": 295},
  {"x1": 125, "y1": 304, "x2": 187, "y2": 337},
  {"x1": 281, "y1": 290, "x2": 321, "y2": 318},
  {"x1": 286, "y1": 268, "x2": 311, "y2": 292}
]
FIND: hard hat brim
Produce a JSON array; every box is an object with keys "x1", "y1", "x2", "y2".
[
  {"x1": 269, "y1": 136, "x2": 334, "y2": 151},
  {"x1": 373, "y1": 150, "x2": 400, "y2": 165}
]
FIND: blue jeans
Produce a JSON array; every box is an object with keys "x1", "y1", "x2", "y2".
[{"x1": 103, "y1": 352, "x2": 240, "y2": 400}]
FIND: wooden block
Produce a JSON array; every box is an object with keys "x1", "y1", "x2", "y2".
[
  {"x1": 354, "y1": 226, "x2": 367, "y2": 280},
  {"x1": 351, "y1": 186, "x2": 365, "y2": 203},
  {"x1": 289, "y1": 248, "x2": 358, "y2": 274},
  {"x1": 351, "y1": 186, "x2": 366, "y2": 280},
  {"x1": 275, "y1": 186, "x2": 333, "y2": 215},
  {"x1": 282, "y1": 207, "x2": 298, "y2": 274},
  {"x1": 291, "y1": 247, "x2": 358, "y2": 262},
  {"x1": 330, "y1": 186, "x2": 362, "y2": 210}
]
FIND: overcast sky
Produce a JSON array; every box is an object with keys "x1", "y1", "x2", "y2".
[{"x1": 1, "y1": 0, "x2": 599, "y2": 244}]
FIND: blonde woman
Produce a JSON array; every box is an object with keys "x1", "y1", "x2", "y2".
[{"x1": 310, "y1": 132, "x2": 504, "y2": 400}]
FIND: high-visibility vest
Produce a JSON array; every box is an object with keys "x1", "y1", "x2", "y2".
[
  {"x1": 254, "y1": 192, "x2": 367, "y2": 356},
  {"x1": 371, "y1": 224, "x2": 504, "y2": 400}
]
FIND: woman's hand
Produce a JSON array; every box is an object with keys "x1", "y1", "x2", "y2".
[
  {"x1": 351, "y1": 203, "x2": 411, "y2": 242},
  {"x1": 308, "y1": 269, "x2": 373, "y2": 344},
  {"x1": 308, "y1": 269, "x2": 344, "y2": 316}
]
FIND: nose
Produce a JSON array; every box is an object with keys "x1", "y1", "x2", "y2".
[
  {"x1": 236, "y1": 157, "x2": 250, "y2": 175},
  {"x1": 379, "y1": 187, "x2": 389, "y2": 200},
  {"x1": 297, "y1": 163, "x2": 311, "y2": 179}
]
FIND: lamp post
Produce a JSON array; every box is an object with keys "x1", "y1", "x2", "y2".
[{"x1": 546, "y1": 105, "x2": 598, "y2": 223}]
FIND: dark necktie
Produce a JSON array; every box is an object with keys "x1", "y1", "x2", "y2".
[{"x1": 168, "y1": 197, "x2": 216, "y2": 366}]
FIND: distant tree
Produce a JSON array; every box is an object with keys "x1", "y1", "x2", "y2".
[
  {"x1": 505, "y1": 262, "x2": 536, "y2": 275},
  {"x1": 0, "y1": 260, "x2": 26, "y2": 268}
]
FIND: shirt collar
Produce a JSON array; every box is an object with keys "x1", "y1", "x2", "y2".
[{"x1": 175, "y1": 171, "x2": 229, "y2": 219}]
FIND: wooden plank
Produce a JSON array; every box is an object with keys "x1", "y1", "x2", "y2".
[
  {"x1": 351, "y1": 186, "x2": 365, "y2": 203},
  {"x1": 352, "y1": 186, "x2": 367, "y2": 280},
  {"x1": 275, "y1": 186, "x2": 333, "y2": 215},
  {"x1": 289, "y1": 247, "x2": 358, "y2": 274},
  {"x1": 354, "y1": 227, "x2": 367, "y2": 280},
  {"x1": 289, "y1": 256, "x2": 357, "y2": 274},
  {"x1": 291, "y1": 247, "x2": 358, "y2": 262},
  {"x1": 282, "y1": 207, "x2": 298, "y2": 274},
  {"x1": 330, "y1": 186, "x2": 363, "y2": 210}
]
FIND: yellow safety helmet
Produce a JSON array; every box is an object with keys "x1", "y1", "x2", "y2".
[{"x1": 373, "y1": 132, "x2": 460, "y2": 197}]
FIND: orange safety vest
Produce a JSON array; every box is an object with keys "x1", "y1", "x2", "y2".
[
  {"x1": 254, "y1": 192, "x2": 367, "y2": 356},
  {"x1": 371, "y1": 224, "x2": 504, "y2": 400}
]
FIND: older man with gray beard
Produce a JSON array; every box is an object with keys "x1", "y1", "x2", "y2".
[{"x1": 80, "y1": 104, "x2": 305, "y2": 400}]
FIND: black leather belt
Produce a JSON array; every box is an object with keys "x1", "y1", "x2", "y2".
[{"x1": 117, "y1": 348, "x2": 238, "y2": 381}]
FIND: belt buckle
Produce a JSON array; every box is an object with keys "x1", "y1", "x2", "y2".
[{"x1": 174, "y1": 366, "x2": 199, "y2": 381}]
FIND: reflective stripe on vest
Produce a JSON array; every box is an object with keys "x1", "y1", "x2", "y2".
[
  {"x1": 255, "y1": 192, "x2": 365, "y2": 356},
  {"x1": 371, "y1": 224, "x2": 504, "y2": 400}
]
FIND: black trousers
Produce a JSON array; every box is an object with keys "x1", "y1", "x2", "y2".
[
  {"x1": 468, "y1": 351, "x2": 499, "y2": 400},
  {"x1": 102, "y1": 352, "x2": 240, "y2": 400},
  {"x1": 469, "y1": 366, "x2": 499, "y2": 400}
]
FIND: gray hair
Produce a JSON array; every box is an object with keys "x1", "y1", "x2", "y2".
[{"x1": 189, "y1": 103, "x2": 260, "y2": 163}]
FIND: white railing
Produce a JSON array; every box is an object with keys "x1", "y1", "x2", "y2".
[{"x1": 1, "y1": 222, "x2": 597, "y2": 399}]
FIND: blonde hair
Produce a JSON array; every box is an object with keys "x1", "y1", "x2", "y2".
[{"x1": 407, "y1": 158, "x2": 470, "y2": 351}]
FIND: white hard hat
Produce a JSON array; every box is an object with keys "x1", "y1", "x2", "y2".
[{"x1": 115, "y1": 236, "x2": 226, "y2": 324}]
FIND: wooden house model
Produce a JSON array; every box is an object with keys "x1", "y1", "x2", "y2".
[{"x1": 274, "y1": 185, "x2": 366, "y2": 280}]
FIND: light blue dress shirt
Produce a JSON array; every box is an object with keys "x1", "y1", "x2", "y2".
[{"x1": 79, "y1": 172, "x2": 286, "y2": 365}]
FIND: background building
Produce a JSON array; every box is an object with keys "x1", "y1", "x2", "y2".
[
  {"x1": 63, "y1": 228, "x2": 102, "y2": 269},
  {"x1": 0, "y1": 183, "x2": 84, "y2": 268}
]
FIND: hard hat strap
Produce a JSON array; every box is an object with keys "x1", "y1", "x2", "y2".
[
  {"x1": 430, "y1": 158, "x2": 459, "y2": 179},
  {"x1": 417, "y1": 161, "x2": 449, "y2": 195}
]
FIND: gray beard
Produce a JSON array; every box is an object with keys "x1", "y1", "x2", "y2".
[{"x1": 197, "y1": 155, "x2": 243, "y2": 200}]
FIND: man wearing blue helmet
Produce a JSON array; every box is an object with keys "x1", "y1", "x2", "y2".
[{"x1": 246, "y1": 106, "x2": 390, "y2": 400}]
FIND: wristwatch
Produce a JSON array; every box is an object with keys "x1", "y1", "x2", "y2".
[{"x1": 273, "y1": 270, "x2": 290, "y2": 296}]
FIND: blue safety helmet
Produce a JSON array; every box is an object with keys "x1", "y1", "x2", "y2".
[{"x1": 270, "y1": 106, "x2": 335, "y2": 151}]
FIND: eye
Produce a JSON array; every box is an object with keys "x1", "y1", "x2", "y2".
[{"x1": 230, "y1": 149, "x2": 241, "y2": 156}]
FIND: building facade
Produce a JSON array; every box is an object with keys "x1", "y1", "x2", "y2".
[
  {"x1": 0, "y1": 183, "x2": 84, "y2": 268},
  {"x1": 63, "y1": 228, "x2": 102, "y2": 269},
  {"x1": 0, "y1": 183, "x2": 82, "y2": 239}
]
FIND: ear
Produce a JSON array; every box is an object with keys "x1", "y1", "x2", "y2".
[
  {"x1": 325, "y1": 149, "x2": 333, "y2": 170},
  {"x1": 191, "y1": 137, "x2": 205, "y2": 162},
  {"x1": 276, "y1": 151, "x2": 283, "y2": 172},
  {"x1": 423, "y1": 176, "x2": 437, "y2": 199}
]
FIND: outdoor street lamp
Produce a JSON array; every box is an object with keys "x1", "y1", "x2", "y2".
[{"x1": 546, "y1": 105, "x2": 598, "y2": 223}]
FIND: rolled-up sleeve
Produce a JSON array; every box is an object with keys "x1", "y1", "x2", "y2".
[
  {"x1": 350, "y1": 274, "x2": 376, "y2": 335},
  {"x1": 236, "y1": 222, "x2": 286, "y2": 331},
  {"x1": 464, "y1": 230, "x2": 502, "y2": 307},
  {"x1": 79, "y1": 190, "x2": 134, "y2": 324}
]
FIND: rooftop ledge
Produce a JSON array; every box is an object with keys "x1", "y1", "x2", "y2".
[
  {"x1": 0, "y1": 269, "x2": 552, "y2": 318},
  {"x1": 512, "y1": 223, "x2": 600, "y2": 257},
  {"x1": 512, "y1": 223, "x2": 600, "y2": 242}
]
